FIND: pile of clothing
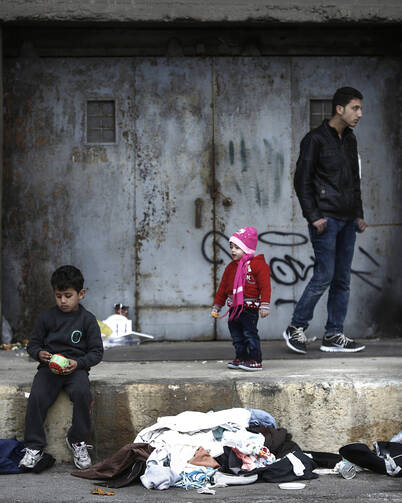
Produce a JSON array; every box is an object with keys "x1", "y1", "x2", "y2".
[
  {"x1": 73, "y1": 408, "x2": 320, "y2": 490},
  {"x1": 72, "y1": 409, "x2": 402, "y2": 491}
]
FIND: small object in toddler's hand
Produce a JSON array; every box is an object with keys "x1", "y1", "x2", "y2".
[{"x1": 211, "y1": 311, "x2": 220, "y2": 318}]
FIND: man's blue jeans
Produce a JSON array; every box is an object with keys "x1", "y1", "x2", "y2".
[
  {"x1": 228, "y1": 308, "x2": 262, "y2": 362},
  {"x1": 291, "y1": 217, "x2": 357, "y2": 335}
]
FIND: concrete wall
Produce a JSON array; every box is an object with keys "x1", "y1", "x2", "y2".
[
  {"x1": 1, "y1": 0, "x2": 402, "y2": 24},
  {"x1": 1, "y1": 358, "x2": 401, "y2": 462},
  {"x1": 2, "y1": 50, "x2": 401, "y2": 341}
]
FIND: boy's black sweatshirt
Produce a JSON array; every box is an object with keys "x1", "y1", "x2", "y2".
[{"x1": 27, "y1": 305, "x2": 103, "y2": 371}]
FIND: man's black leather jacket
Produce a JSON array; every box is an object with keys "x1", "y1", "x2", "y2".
[{"x1": 294, "y1": 119, "x2": 364, "y2": 224}]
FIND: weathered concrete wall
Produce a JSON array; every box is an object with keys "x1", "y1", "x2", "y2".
[
  {"x1": 2, "y1": 52, "x2": 401, "y2": 340},
  {"x1": 0, "y1": 0, "x2": 402, "y2": 24},
  {"x1": 1, "y1": 357, "x2": 401, "y2": 462}
]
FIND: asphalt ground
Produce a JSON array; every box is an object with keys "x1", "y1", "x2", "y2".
[
  {"x1": 102, "y1": 338, "x2": 402, "y2": 361},
  {"x1": 0, "y1": 463, "x2": 402, "y2": 503}
]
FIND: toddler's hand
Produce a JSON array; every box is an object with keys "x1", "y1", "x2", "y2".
[
  {"x1": 211, "y1": 308, "x2": 220, "y2": 318},
  {"x1": 260, "y1": 309, "x2": 270, "y2": 318}
]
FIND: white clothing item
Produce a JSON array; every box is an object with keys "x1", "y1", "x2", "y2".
[
  {"x1": 286, "y1": 453, "x2": 305, "y2": 476},
  {"x1": 222, "y1": 430, "x2": 265, "y2": 455},
  {"x1": 140, "y1": 465, "x2": 180, "y2": 490},
  {"x1": 134, "y1": 408, "x2": 252, "y2": 475},
  {"x1": 135, "y1": 408, "x2": 251, "y2": 441}
]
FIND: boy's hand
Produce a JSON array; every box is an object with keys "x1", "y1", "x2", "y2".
[
  {"x1": 39, "y1": 350, "x2": 52, "y2": 363},
  {"x1": 63, "y1": 359, "x2": 78, "y2": 375},
  {"x1": 211, "y1": 308, "x2": 220, "y2": 318},
  {"x1": 260, "y1": 309, "x2": 270, "y2": 318}
]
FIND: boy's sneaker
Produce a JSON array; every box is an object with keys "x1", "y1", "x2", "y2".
[
  {"x1": 320, "y1": 333, "x2": 366, "y2": 353},
  {"x1": 66, "y1": 437, "x2": 93, "y2": 470},
  {"x1": 238, "y1": 361, "x2": 262, "y2": 371},
  {"x1": 283, "y1": 326, "x2": 307, "y2": 354},
  {"x1": 19, "y1": 448, "x2": 43, "y2": 469},
  {"x1": 227, "y1": 359, "x2": 242, "y2": 369}
]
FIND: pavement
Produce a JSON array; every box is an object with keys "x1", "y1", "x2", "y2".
[
  {"x1": 0, "y1": 338, "x2": 401, "y2": 502},
  {"x1": 0, "y1": 463, "x2": 402, "y2": 503},
  {"x1": 102, "y1": 337, "x2": 402, "y2": 361}
]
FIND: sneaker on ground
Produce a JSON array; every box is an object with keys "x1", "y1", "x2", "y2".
[
  {"x1": 320, "y1": 333, "x2": 366, "y2": 353},
  {"x1": 19, "y1": 447, "x2": 43, "y2": 469},
  {"x1": 66, "y1": 437, "x2": 93, "y2": 470},
  {"x1": 283, "y1": 326, "x2": 307, "y2": 354},
  {"x1": 238, "y1": 361, "x2": 262, "y2": 371},
  {"x1": 227, "y1": 359, "x2": 242, "y2": 369}
]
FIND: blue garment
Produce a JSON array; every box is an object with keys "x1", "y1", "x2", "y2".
[
  {"x1": 247, "y1": 408, "x2": 276, "y2": 429},
  {"x1": 228, "y1": 308, "x2": 261, "y2": 362},
  {"x1": 0, "y1": 437, "x2": 24, "y2": 474},
  {"x1": 175, "y1": 467, "x2": 217, "y2": 490},
  {"x1": 291, "y1": 217, "x2": 357, "y2": 334}
]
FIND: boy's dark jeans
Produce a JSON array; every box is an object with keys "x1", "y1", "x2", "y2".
[
  {"x1": 228, "y1": 308, "x2": 262, "y2": 362},
  {"x1": 291, "y1": 216, "x2": 357, "y2": 335},
  {"x1": 24, "y1": 367, "x2": 92, "y2": 450}
]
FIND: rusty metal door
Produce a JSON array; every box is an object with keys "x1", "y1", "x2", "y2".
[
  {"x1": 134, "y1": 58, "x2": 215, "y2": 339},
  {"x1": 213, "y1": 58, "x2": 293, "y2": 339}
]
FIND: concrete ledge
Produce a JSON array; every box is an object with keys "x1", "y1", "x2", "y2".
[{"x1": 1, "y1": 353, "x2": 401, "y2": 462}]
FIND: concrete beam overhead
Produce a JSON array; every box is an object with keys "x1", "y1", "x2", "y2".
[{"x1": 0, "y1": 0, "x2": 402, "y2": 24}]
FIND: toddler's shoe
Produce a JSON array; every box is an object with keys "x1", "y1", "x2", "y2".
[
  {"x1": 238, "y1": 361, "x2": 262, "y2": 371},
  {"x1": 66, "y1": 437, "x2": 93, "y2": 470},
  {"x1": 19, "y1": 447, "x2": 43, "y2": 469},
  {"x1": 227, "y1": 359, "x2": 242, "y2": 369}
]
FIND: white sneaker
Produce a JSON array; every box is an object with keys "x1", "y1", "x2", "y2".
[
  {"x1": 66, "y1": 437, "x2": 93, "y2": 470},
  {"x1": 19, "y1": 448, "x2": 43, "y2": 469}
]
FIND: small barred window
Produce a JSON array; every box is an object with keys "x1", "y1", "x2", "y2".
[
  {"x1": 87, "y1": 100, "x2": 116, "y2": 143},
  {"x1": 310, "y1": 99, "x2": 332, "y2": 130}
]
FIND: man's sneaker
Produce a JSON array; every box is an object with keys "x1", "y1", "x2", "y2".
[
  {"x1": 19, "y1": 448, "x2": 43, "y2": 469},
  {"x1": 227, "y1": 359, "x2": 242, "y2": 369},
  {"x1": 238, "y1": 361, "x2": 263, "y2": 371},
  {"x1": 283, "y1": 326, "x2": 307, "y2": 354},
  {"x1": 320, "y1": 333, "x2": 366, "y2": 353},
  {"x1": 66, "y1": 437, "x2": 93, "y2": 470}
]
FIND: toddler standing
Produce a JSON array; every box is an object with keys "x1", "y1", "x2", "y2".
[{"x1": 211, "y1": 227, "x2": 271, "y2": 371}]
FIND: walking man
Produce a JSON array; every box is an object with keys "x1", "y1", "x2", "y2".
[{"x1": 283, "y1": 87, "x2": 367, "y2": 354}]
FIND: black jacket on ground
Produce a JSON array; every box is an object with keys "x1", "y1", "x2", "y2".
[
  {"x1": 27, "y1": 304, "x2": 103, "y2": 371},
  {"x1": 294, "y1": 119, "x2": 364, "y2": 224}
]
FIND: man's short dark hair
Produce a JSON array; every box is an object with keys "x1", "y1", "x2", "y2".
[
  {"x1": 332, "y1": 87, "x2": 363, "y2": 116},
  {"x1": 51, "y1": 265, "x2": 84, "y2": 293}
]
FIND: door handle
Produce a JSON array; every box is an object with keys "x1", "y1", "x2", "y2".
[{"x1": 195, "y1": 198, "x2": 203, "y2": 228}]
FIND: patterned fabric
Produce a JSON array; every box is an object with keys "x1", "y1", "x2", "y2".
[{"x1": 174, "y1": 466, "x2": 217, "y2": 490}]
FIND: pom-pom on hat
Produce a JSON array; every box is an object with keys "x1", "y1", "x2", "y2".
[{"x1": 229, "y1": 227, "x2": 258, "y2": 254}]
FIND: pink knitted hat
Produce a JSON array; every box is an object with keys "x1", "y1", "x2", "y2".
[{"x1": 229, "y1": 227, "x2": 258, "y2": 254}]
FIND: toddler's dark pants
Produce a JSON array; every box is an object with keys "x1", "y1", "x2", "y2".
[
  {"x1": 228, "y1": 307, "x2": 262, "y2": 363},
  {"x1": 24, "y1": 367, "x2": 92, "y2": 450}
]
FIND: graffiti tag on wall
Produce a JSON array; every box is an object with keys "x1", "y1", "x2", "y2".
[{"x1": 201, "y1": 230, "x2": 382, "y2": 306}]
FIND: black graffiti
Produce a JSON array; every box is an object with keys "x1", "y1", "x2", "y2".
[
  {"x1": 270, "y1": 254, "x2": 315, "y2": 286},
  {"x1": 201, "y1": 230, "x2": 230, "y2": 264},
  {"x1": 351, "y1": 247, "x2": 382, "y2": 291},
  {"x1": 201, "y1": 230, "x2": 382, "y2": 291},
  {"x1": 259, "y1": 231, "x2": 308, "y2": 247}
]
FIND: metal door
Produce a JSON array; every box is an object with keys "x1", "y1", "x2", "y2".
[
  {"x1": 134, "y1": 58, "x2": 215, "y2": 339},
  {"x1": 213, "y1": 58, "x2": 293, "y2": 339}
]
